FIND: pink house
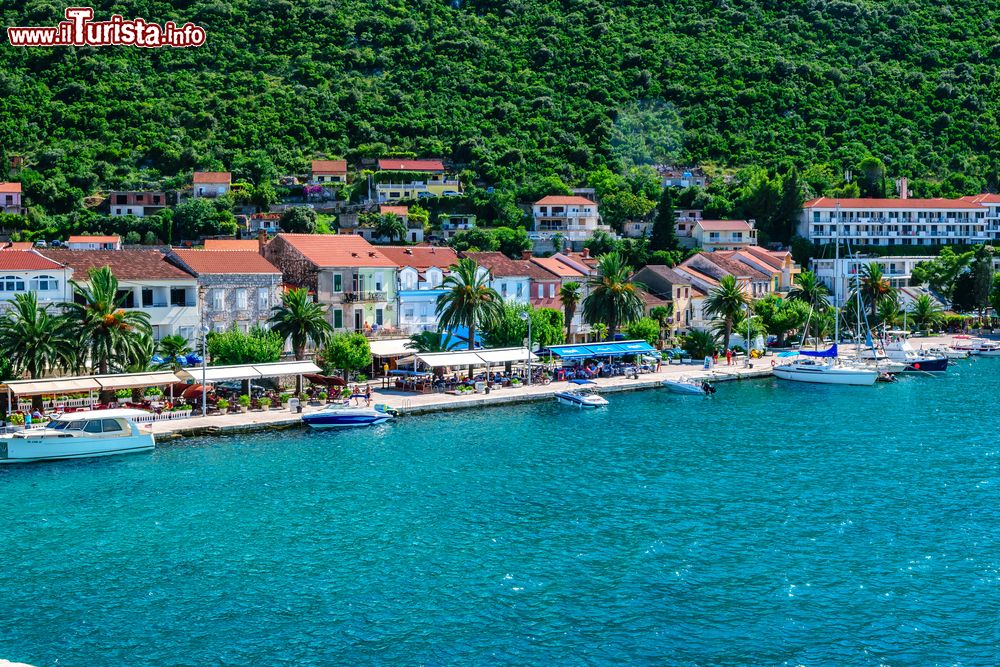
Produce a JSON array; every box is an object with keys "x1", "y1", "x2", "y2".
[{"x1": 0, "y1": 183, "x2": 23, "y2": 214}]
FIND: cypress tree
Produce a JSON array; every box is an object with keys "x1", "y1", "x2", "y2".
[{"x1": 650, "y1": 186, "x2": 678, "y2": 252}]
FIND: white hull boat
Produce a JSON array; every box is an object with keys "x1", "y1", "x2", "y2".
[
  {"x1": 0, "y1": 409, "x2": 155, "y2": 464},
  {"x1": 662, "y1": 378, "x2": 716, "y2": 395},
  {"x1": 302, "y1": 404, "x2": 395, "y2": 429},
  {"x1": 555, "y1": 381, "x2": 608, "y2": 408},
  {"x1": 772, "y1": 359, "x2": 878, "y2": 386}
]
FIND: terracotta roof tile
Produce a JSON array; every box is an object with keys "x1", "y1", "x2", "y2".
[
  {"x1": 193, "y1": 171, "x2": 232, "y2": 185},
  {"x1": 170, "y1": 249, "x2": 280, "y2": 275},
  {"x1": 275, "y1": 234, "x2": 397, "y2": 268},
  {"x1": 378, "y1": 245, "x2": 458, "y2": 270},
  {"x1": 204, "y1": 239, "x2": 260, "y2": 251},
  {"x1": 530, "y1": 256, "x2": 586, "y2": 278},
  {"x1": 534, "y1": 195, "x2": 597, "y2": 206},
  {"x1": 311, "y1": 159, "x2": 347, "y2": 174},
  {"x1": 803, "y1": 197, "x2": 982, "y2": 210},
  {"x1": 41, "y1": 249, "x2": 194, "y2": 281},
  {"x1": 0, "y1": 250, "x2": 65, "y2": 271},
  {"x1": 377, "y1": 159, "x2": 444, "y2": 172},
  {"x1": 0, "y1": 182, "x2": 22, "y2": 193},
  {"x1": 464, "y1": 252, "x2": 553, "y2": 279},
  {"x1": 3, "y1": 241, "x2": 34, "y2": 250},
  {"x1": 697, "y1": 219, "x2": 752, "y2": 232},
  {"x1": 68, "y1": 235, "x2": 120, "y2": 243},
  {"x1": 379, "y1": 205, "x2": 409, "y2": 216}
]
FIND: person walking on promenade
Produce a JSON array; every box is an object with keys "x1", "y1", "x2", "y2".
[{"x1": 725, "y1": 348, "x2": 733, "y2": 366}]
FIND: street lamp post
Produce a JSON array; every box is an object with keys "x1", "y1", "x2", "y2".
[
  {"x1": 520, "y1": 310, "x2": 532, "y2": 385},
  {"x1": 201, "y1": 324, "x2": 209, "y2": 417}
]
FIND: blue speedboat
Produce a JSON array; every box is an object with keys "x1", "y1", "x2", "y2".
[{"x1": 301, "y1": 404, "x2": 395, "y2": 429}]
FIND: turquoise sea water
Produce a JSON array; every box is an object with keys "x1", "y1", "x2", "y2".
[{"x1": 2, "y1": 362, "x2": 998, "y2": 666}]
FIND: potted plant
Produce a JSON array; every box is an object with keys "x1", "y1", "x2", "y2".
[
  {"x1": 260, "y1": 397, "x2": 272, "y2": 410},
  {"x1": 216, "y1": 398, "x2": 230, "y2": 413},
  {"x1": 279, "y1": 393, "x2": 291, "y2": 406},
  {"x1": 318, "y1": 391, "x2": 329, "y2": 403},
  {"x1": 238, "y1": 394, "x2": 251, "y2": 413}
]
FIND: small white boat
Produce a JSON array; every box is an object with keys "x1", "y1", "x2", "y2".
[
  {"x1": 950, "y1": 336, "x2": 1000, "y2": 355},
  {"x1": 662, "y1": 377, "x2": 716, "y2": 396},
  {"x1": 0, "y1": 409, "x2": 155, "y2": 464},
  {"x1": 554, "y1": 380, "x2": 608, "y2": 408},
  {"x1": 921, "y1": 345, "x2": 968, "y2": 360},
  {"x1": 301, "y1": 403, "x2": 395, "y2": 429}
]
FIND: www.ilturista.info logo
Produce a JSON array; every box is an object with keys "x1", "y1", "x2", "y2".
[{"x1": 7, "y1": 7, "x2": 206, "y2": 48}]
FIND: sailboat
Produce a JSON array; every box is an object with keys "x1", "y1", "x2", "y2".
[{"x1": 772, "y1": 204, "x2": 878, "y2": 386}]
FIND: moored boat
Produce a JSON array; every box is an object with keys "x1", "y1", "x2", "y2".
[
  {"x1": 554, "y1": 380, "x2": 609, "y2": 408},
  {"x1": 301, "y1": 404, "x2": 395, "y2": 429},
  {"x1": 0, "y1": 409, "x2": 155, "y2": 464},
  {"x1": 772, "y1": 345, "x2": 879, "y2": 386},
  {"x1": 662, "y1": 377, "x2": 716, "y2": 395}
]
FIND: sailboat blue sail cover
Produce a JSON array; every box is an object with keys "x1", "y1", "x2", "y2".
[{"x1": 800, "y1": 344, "x2": 838, "y2": 358}]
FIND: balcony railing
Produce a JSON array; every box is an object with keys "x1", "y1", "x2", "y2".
[{"x1": 341, "y1": 291, "x2": 387, "y2": 303}]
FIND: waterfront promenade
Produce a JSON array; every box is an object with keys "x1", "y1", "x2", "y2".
[{"x1": 139, "y1": 332, "x2": 967, "y2": 439}]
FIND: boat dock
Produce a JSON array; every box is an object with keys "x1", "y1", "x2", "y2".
[{"x1": 148, "y1": 362, "x2": 774, "y2": 440}]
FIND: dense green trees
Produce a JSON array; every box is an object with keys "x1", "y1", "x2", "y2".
[
  {"x1": 280, "y1": 207, "x2": 318, "y2": 235},
  {"x1": 4, "y1": 1, "x2": 1000, "y2": 234},
  {"x1": 319, "y1": 333, "x2": 372, "y2": 378},
  {"x1": 207, "y1": 326, "x2": 283, "y2": 365}
]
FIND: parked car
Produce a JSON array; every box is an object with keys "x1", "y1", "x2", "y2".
[
  {"x1": 417, "y1": 192, "x2": 435, "y2": 199},
  {"x1": 442, "y1": 190, "x2": 462, "y2": 197},
  {"x1": 34, "y1": 240, "x2": 47, "y2": 248}
]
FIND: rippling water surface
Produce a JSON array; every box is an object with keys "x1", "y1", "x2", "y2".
[{"x1": 2, "y1": 361, "x2": 999, "y2": 666}]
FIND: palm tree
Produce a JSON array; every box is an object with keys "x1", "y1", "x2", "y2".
[
  {"x1": 649, "y1": 304, "x2": 673, "y2": 346},
  {"x1": 63, "y1": 266, "x2": 153, "y2": 374},
  {"x1": 406, "y1": 330, "x2": 455, "y2": 353},
  {"x1": 374, "y1": 213, "x2": 407, "y2": 243},
  {"x1": 876, "y1": 297, "x2": 902, "y2": 330},
  {"x1": 787, "y1": 270, "x2": 830, "y2": 311},
  {"x1": 156, "y1": 334, "x2": 193, "y2": 370},
  {"x1": 908, "y1": 294, "x2": 944, "y2": 331},
  {"x1": 681, "y1": 329, "x2": 718, "y2": 359},
  {"x1": 0, "y1": 292, "x2": 74, "y2": 379},
  {"x1": 436, "y1": 258, "x2": 504, "y2": 351},
  {"x1": 716, "y1": 308, "x2": 765, "y2": 348},
  {"x1": 269, "y1": 287, "x2": 333, "y2": 360},
  {"x1": 559, "y1": 281, "x2": 581, "y2": 341},
  {"x1": 703, "y1": 275, "x2": 749, "y2": 351},
  {"x1": 582, "y1": 252, "x2": 645, "y2": 340},
  {"x1": 858, "y1": 262, "x2": 896, "y2": 323}
]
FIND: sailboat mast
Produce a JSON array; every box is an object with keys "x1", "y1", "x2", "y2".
[{"x1": 834, "y1": 202, "x2": 840, "y2": 345}]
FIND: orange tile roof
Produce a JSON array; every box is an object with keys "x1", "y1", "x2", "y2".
[
  {"x1": 3, "y1": 241, "x2": 34, "y2": 250},
  {"x1": 379, "y1": 205, "x2": 410, "y2": 216},
  {"x1": 697, "y1": 220, "x2": 752, "y2": 232},
  {"x1": 41, "y1": 249, "x2": 193, "y2": 281},
  {"x1": 738, "y1": 246, "x2": 785, "y2": 270},
  {"x1": 275, "y1": 234, "x2": 398, "y2": 268},
  {"x1": 0, "y1": 250, "x2": 64, "y2": 270},
  {"x1": 377, "y1": 159, "x2": 444, "y2": 172},
  {"x1": 463, "y1": 252, "x2": 553, "y2": 279},
  {"x1": 803, "y1": 197, "x2": 982, "y2": 210},
  {"x1": 530, "y1": 256, "x2": 585, "y2": 278},
  {"x1": 311, "y1": 159, "x2": 347, "y2": 174},
  {"x1": 534, "y1": 196, "x2": 597, "y2": 206},
  {"x1": 675, "y1": 264, "x2": 720, "y2": 286},
  {"x1": 68, "y1": 235, "x2": 120, "y2": 243},
  {"x1": 378, "y1": 245, "x2": 458, "y2": 270},
  {"x1": 0, "y1": 182, "x2": 22, "y2": 193},
  {"x1": 170, "y1": 249, "x2": 280, "y2": 275},
  {"x1": 204, "y1": 239, "x2": 260, "y2": 251},
  {"x1": 193, "y1": 171, "x2": 232, "y2": 184},
  {"x1": 962, "y1": 193, "x2": 1000, "y2": 204}
]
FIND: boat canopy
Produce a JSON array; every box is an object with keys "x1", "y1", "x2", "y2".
[
  {"x1": 542, "y1": 340, "x2": 658, "y2": 359},
  {"x1": 799, "y1": 344, "x2": 838, "y2": 358}
]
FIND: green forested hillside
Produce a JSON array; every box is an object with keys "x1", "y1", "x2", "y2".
[{"x1": 2, "y1": 0, "x2": 999, "y2": 217}]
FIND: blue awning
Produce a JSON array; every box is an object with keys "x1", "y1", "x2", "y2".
[{"x1": 543, "y1": 340, "x2": 658, "y2": 359}]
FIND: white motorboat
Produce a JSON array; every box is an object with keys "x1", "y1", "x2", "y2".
[
  {"x1": 662, "y1": 377, "x2": 716, "y2": 395},
  {"x1": 0, "y1": 409, "x2": 155, "y2": 464},
  {"x1": 921, "y1": 345, "x2": 969, "y2": 360},
  {"x1": 554, "y1": 380, "x2": 608, "y2": 408},
  {"x1": 950, "y1": 336, "x2": 1000, "y2": 355},
  {"x1": 301, "y1": 403, "x2": 395, "y2": 429}
]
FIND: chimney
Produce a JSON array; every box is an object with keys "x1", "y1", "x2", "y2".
[
  {"x1": 899, "y1": 177, "x2": 908, "y2": 199},
  {"x1": 257, "y1": 229, "x2": 268, "y2": 256},
  {"x1": 582, "y1": 247, "x2": 590, "y2": 259},
  {"x1": 521, "y1": 250, "x2": 532, "y2": 260}
]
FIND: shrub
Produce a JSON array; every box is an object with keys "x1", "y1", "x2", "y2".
[
  {"x1": 260, "y1": 397, "x2": 272, "y2": 409},
  {"x1": 238, "y1": 394, "x2": 251, "y2": 407},
  {"x1": 318, "y1": 391, "x2": 329, "y2": 402},
  {"x1": 216, "y1": 398, "x2": 230, "y2": 411}
]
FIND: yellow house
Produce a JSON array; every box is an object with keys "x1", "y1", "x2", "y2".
[{"x1": 375, "y1": 159, "x2": 461, "y2": 202}]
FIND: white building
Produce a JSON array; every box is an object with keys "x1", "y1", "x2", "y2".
[
  {"x1": 67, "y1": 235, "x2": 122, "y2": 250},
  {"x1": 530, "y1": 196, "x2": 613, "y2": 250},
  {"x1": 192, "y1": 172, "x2": 232, "y2": 199},
  {"x1": 437, "y1": 213, "x2": 476, "y2": 241},
  {"x1": 0, "y1": 250, "x2": 72, "y2": 310},
  {"x1": 799, "y1": 197, "x2": 995, "y2": 247},
  {"x1": 690, "y1": 220, "x2": 757, "y2": 251},
  {"x1": 378, "y1": 246, "x2": 459, "y2": 334}
]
